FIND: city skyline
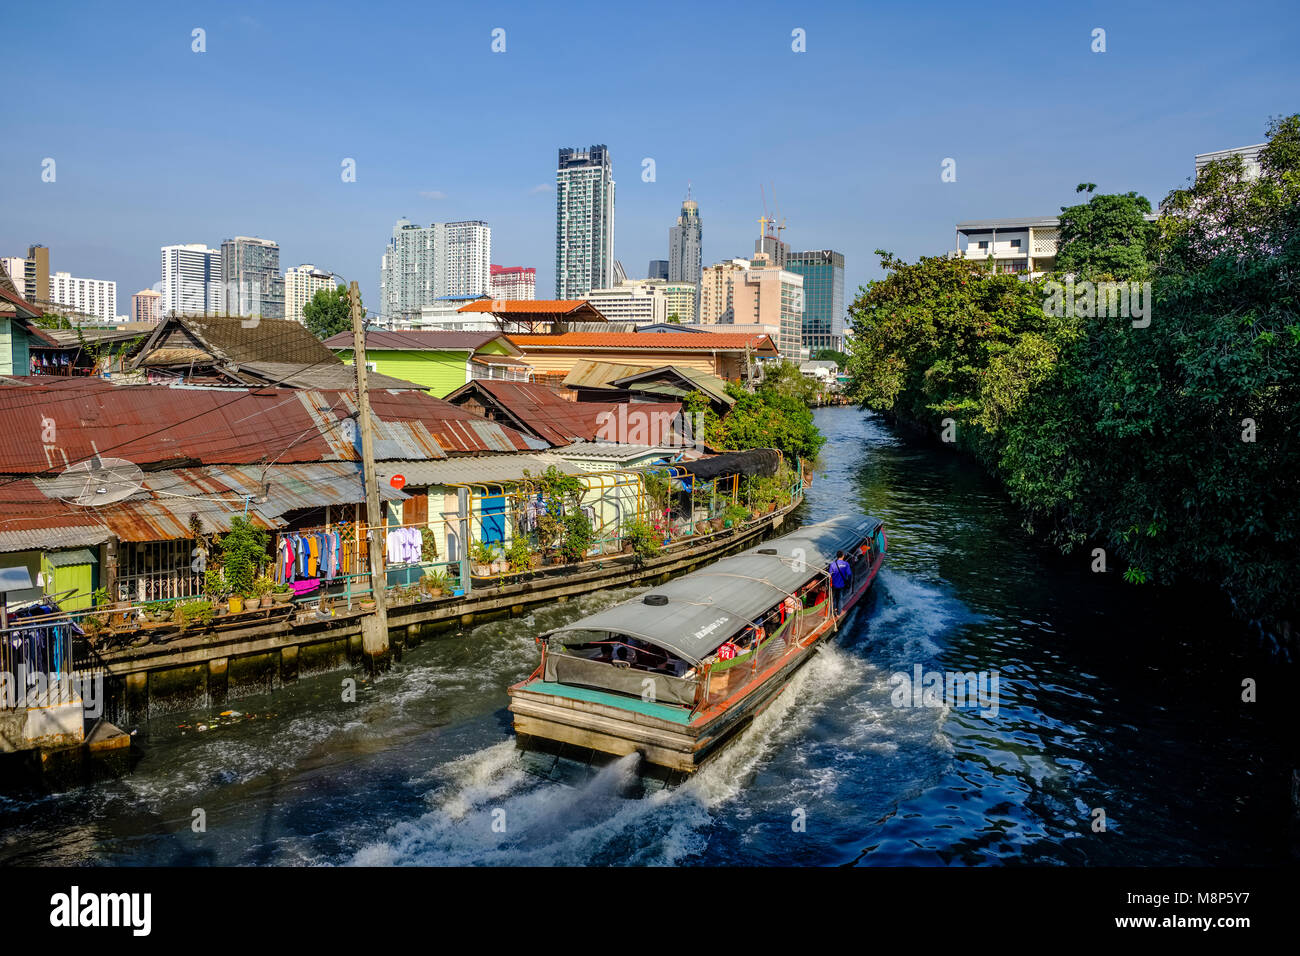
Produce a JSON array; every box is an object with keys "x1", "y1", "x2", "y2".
[{"x1": 2, "y1": 1, "x2": 1297, "y2": 322}]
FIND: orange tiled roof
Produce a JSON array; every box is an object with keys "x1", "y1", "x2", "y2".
[
  {"x1": 458, "y1": 300, "x2": 589, "y2": 314},
  {"x1": 507, "y1": 332, "x2": 778, "y2": 352}
]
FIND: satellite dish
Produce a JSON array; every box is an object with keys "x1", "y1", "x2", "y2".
[{"x1": 50, "y1": 456, "x2": 145, "y2": 506}]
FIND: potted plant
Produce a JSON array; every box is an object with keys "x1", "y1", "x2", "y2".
[
  {"x1": 422, "y1": 570, "x2": 449, "y2": 598},
  {"x1": 505, "y1": 537, "x2": 534, "y2": 575},
  {"x1": 213, "y1": 516, "x2": 270, "y2": 614},
  {"x1": 176, "y1": 599, "x2": 214, "y2": 630},
  {"x1": 470, "y1": 539, "x2": 498, "y2": 576},
  {"x1": 722, "y1": 503, "x2": 751, "y2": 529},
  {"x1": 710, "y1": 515, "x2": 725, "y2": 532},
  {"x1": 559, "y1": 510, "x2": 593, "y2": 564},
  {"x1": 252, "y1": 574, "x2": 275, "y2": 608},
  {"x1": 270, "y1": 580, "x2": 292, "y2": 604},
  {"x1": 205, "y1": 567, "x2": 232, "y2": 612},
  {"x1": 150, "y1": 599, "x2": 177, "y2": 623},
  {"x1": 622, "y1": 518, "x2": 662, "y2": 562}
]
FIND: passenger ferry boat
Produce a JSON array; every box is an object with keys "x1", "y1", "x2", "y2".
[{"x1": 508, "y1": 515, "x2": 886, "y2": 774}]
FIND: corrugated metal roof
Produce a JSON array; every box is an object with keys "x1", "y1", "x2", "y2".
[
  {"x1": 0, "y1": 380, "x2": 537, "y2": 475},
  {"x1": 8, "y1": 462, "x2": 412, "y2": 547},
  {"x1": 554, "y1": 442, "x2": 686, "y2": 460},
  {"x1": 376, "y1": 454, "x2": 585, "y2": 487},
  {"x1": 562, "y1": 360, "x2": 654, "y2": 389},
  {"x1": 445, "y1": 380, "x2": 620, "y2": 447}
]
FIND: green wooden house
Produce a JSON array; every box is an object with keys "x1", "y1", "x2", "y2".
[{"x1": 323, "y1": 330, "x2": 530, "y2": 398}]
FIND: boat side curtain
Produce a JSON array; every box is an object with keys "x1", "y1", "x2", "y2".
[{"x1": 544, "y1": 653, "x2": 698, "y2": 708}]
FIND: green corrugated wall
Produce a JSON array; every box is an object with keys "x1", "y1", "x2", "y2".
[{"x1": 335, "y1": 348, "x2": 470, "y2": 397}]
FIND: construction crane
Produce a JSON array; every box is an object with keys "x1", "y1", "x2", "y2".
[{"x1": 772, "y1": 181, "x2": 787, "y2": 242}]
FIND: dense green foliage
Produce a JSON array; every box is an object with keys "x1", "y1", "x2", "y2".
[
  {"x1": 685, "y1": 365, "x2": 826, "y2": 464},
  {"x1": 1056, "y1": 191, "x2": 1158, "y2": 279},
  {"x1": 846, "y1": 116, "x2": 1300, "y2": 624},
  {"x1": 215, "y1": 516, "x2": 271, "y2": 598},
  {"x1": 303, "y1": 284, "x2": 355, "y2": 340}
]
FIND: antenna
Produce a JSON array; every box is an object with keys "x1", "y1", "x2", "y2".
[{"x1": 49, "y1": 456, "x2": 144, "y2": 506}]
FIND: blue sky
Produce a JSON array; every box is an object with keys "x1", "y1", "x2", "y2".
[{"x1": 2, "y1": 0, "x2": 1298, "y2": 319}]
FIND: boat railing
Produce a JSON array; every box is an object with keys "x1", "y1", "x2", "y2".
[{"x1": 695, "y1": 601, "x2": 830, "y2": 710}]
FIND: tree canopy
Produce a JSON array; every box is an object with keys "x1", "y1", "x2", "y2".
[
  {"x1": 845, "y1": 114, "x2": 1300, "y2": 627},
  {"x1": 303, "y1": 284, "x2": 355, "y2": 340}
]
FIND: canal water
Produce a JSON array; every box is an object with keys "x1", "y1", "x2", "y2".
[{"x1": 1, "y1": 408, "x2": 1292, "y2": 866}]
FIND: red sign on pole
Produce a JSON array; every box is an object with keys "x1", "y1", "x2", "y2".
[{"x1": 390, "y1": 474, "x2": 406, "y2": 490}]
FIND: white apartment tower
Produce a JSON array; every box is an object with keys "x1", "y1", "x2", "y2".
[
  {"x1": 160, "y1": 243, "x2": 223, "y2": 315},
  {"x1": 47, "y1": 272, "x2": 117, "y2": 324},
  {"x1": 555, "y1": 145, "x2": 615, "y2": 298},
  {"x1": 380, "y1": 219, "x2": 491, "y2": 326}
]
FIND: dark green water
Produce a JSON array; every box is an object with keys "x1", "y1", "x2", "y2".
[{"x1": 1, "y1": 408, "x2": 1292, "y2": 865}]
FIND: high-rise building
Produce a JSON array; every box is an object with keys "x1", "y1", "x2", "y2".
[
  {"x1": 754, "y1": 234, "x2": 789, "y2": 268},
  {"x1": 47, "y1": 272, "x2": 117, "y2": 323},
  {"x1": 647, "y1": 259, "x2": 669, "y2": 281},
  {"x1": 380, "y1": 219, "x2": 492, "y2": 325},
  {"x1": 1, "y1": 245, "x2": 50, "y2": 304},
  {"x1": 221, "y1": 236, "x2": 284, "y2": 318},
  {"x1": 668, "y1": 191, "x2": 702, "y2": 318},
  {"x1": 786, "y1": 250, "x2": 845, "y2": 353},
  {"x1": 284, "y1": 264, "x2": 340, "y2": 325},
  {"x1": 132, "y1": 289, "x2": 162, "y2": 324},
  {"x1": 490, "y1": 265, "x2": 536, "y2": 301},
  {"x1": 730, "y1": 253, "x2": 804, "y2": 359},
  {"x1": 555, "y1": 145, "x2": 615, "y2": 298},
  {"x1": 160, "y1": 244, "x2": 223, "y2": 315},
  {"x1": 699, "y1": 258, "x2": 750, "y2": 324}
]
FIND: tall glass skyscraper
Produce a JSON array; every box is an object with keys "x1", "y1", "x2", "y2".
[
  {"x1": 555, "y1": 145, "x2": 615, "y2": 298},
  {"x1": 786, "y1": 250, "x2": 845, "y2": 353},
  {"x1": 668, "y1": 190, "x2": 702, "y2": 321}
]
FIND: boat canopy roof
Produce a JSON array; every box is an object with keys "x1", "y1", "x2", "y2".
[{"x1": 542, "y1": 515, "x2": 882, "y2": 664}]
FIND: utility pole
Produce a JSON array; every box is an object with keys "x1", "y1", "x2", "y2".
[{"x1": 349, "y1": 282, "x2": 389, "y2": 668}]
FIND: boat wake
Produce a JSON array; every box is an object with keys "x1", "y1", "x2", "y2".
[{"x1": 346, "y1": 565, "x2": 974, "y2": 866}]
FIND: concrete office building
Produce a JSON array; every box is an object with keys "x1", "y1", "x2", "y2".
[
  {"x1": 160, "y1": 243, "x2": 223, "y2": 315},
  {"x1": 582, "y1": 280, "x2": 667, "y2": 326},
  {"x1": 699, "y1": 258, "x2": 751, "y2": 324},
  {"x1": 555, "y1": 145, "x2": 616, "y2": 298},
  {"x1": 729, "y1": 253, "x2": 804, "y2": 360},
  {"x1": 221, "y1": 236, "x2": 284, "y2": 318},
  {"x1": 1, "y1": 245, "x2": 49, "y2": 304}
]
